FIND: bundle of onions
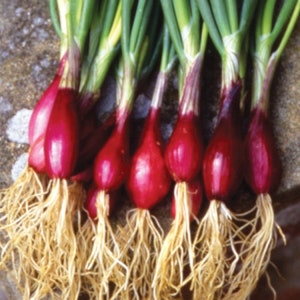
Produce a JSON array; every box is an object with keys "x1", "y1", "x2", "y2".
[
  {"x1": 224, "y1": 2, "x2": 300, "y2": 299},
  {"x1": 113, "y1": 24, "x2": 175, "y2": 299},
  {"x1": 190, "y1": 1, "x2": 258, "y2": 299},
  {"x1": 0, "y1": 0, "x2": 97, "y2": 298},
  {"x1": 78, "y1": 0, "x2": 162, "y2": 298},
  {"x1": 152, "y1": 1, "x2": 208, "y2": 298}
]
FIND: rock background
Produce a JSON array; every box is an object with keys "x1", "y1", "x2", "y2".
[{"x1": 0, "y1": 0, "x2": 300, "y2": 299}]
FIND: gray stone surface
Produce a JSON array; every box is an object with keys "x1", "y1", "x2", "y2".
[
  {"x1": 0, "y1": 97, "x2": 13, "y2": 113},
  {"x1": 10, "y1": 152, "x2": 28, "y2": 181},
  {"x1": 0, "y1": 0, "x2": 299, "y2": 299},
  {"x1": 6, "y1": 109, "x2": 32, "y2": 144}
]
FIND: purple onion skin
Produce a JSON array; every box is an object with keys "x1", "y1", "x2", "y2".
[
  {"x1": 126, "y1": 107, "x2": 171, "y2": 210},
  {"x1": 28, "y1": 134, "x2": 46, "y2": 173},
  {"x1": 244, "y1": 107, "x2": 282, "y2": 194},
  {"x1": 28, "y1": 56, "x2": 66, "y2": 146},
  {"x1": 77, "y1": 93, "x2": 103, "y2": 143},
  {"x1": 171, "y1": 176, "x2": 203, "y2": 220},
  {"x1": 44, "y1": 88, "x2": 79, "y2": 179},
  {"x1": 203, "y1": 81, "x2": 243, "y2": 203},
  {"x1": 76, "y1": 113, "x2": 116, "y2": 171},
  {"x1": 85, "y1": 185, "x2": 117, "y2": 219},
  {"x1": 79, "y1": 105, "x2": 99, "y2": 143},
  {"x1": 93, "y1": 108, "x2": 130, "y2": 191},
  {"x1": 71, "y1": 165, "x2": 94, "y2": 183},
  {"x1": 164, "y1": 112, "x2": 203, "y2": 182}
]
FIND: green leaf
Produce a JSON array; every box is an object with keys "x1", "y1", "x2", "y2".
[
  {"x1": 196, "y1": 0, "x2": 224, "y2": 55},
  {"x1": 49, "y1": 0, "x2": 62, "y2": 37},
  {"x1": 160, "y1": 0, "x2": 185, "y2": 64},
  {"x1": 210, "y1": 0, "x2": 231, "y2": 36},
  {"x1": 225, "y1": 0, "x2": 238, "y2": 33},
  {"x1": 271, "y1": 0, "x2": 297, "y2": 44}
]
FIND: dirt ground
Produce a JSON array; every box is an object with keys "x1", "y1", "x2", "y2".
[{"x1": 1, "y1": 1, "x2": 300, "y2": 299}]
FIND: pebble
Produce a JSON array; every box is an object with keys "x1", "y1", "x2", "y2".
[
  {"x1": 6, "y1": 109, "x2": 32, "y2": 144},
  {"x1": 0, "y1": 97, "x2": 13, "y2": 114},
  {"x1": 133, "y1": 94, "x2": 151, "y2": 119},
  {"x1": 32, "y1": 17, "x2": 44, "y2": 26},
  {"x1": 11, "y1": 153, "x2": 28, "y2": 181},
  {"x1": 15, "y1": 7, "x2": 24, "y2": 18},
  {"x1": 97, "y1": 77, "x2": 116, "y2": 119},
  {"x1": 160, "y1": 121, "x2": 173, "y2": 143}
]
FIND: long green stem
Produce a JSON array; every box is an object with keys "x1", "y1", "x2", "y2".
[
  {"x1": 49, "y1": 0, "x2": 62, "y2": 37},
  {"x1": 255, "y1": 2, "x2": 265, "y2": 45},
  {"x1": 132, "y1": 1, "x2": 153, "y2": 58},
  {"x1": 271, "y1": 0, "x2": 298, "y2": 46},
  {"x1": 251, "y1": 0, "x2": 300, "y2": 110},
  {"x1": 99, "y1": 0, "x2": 119, "y2": 46},
  {"x1": 200, "y1": 25, "x2": 208, "y2": 58},
  {"x1": 239, "y1": 0, "x2": 258, "y2": 34},
  {"x1": 225, "y1": 0, "x2": 238, "y2": 33},
  {"x1": 197, "y1": 0, "x2": 257, "y2": 89},
  {"x1": 262, "y1": 0, "x2": 276, "y2": 35},
  {"x1": 151, "y1": 27, "x2": 176, "y2": 109},
  {"x1": 80, "y1": 1, "x2": 121, "y2": 96},
  {"x1": 174, "y1": 0, "x2": 200, "y2": 59},
  {"x1": 160, "y1": 25, "x2": 176, "y2": 74},
  {"x1": 190, "y1": 0, "x2": 201, "y2": 43},
  {"x1": 221, "y1": 32, "x2": 241, "y2": 88},
  {"x1": 160, "y1": 0, "x2": 207, "y2": 116},
  {"x1": 173, "y1": 0, "x2": 191, "y2": 34},
  {"x1": 197, "y1": 0, "x2": 224, "y2": 56},
  {"x1": 161, "y1": 0, "x2": 206, "y2": 65},
  {"x1": 160, "y1": 0, "x2": 185, "y2": 64},
  {"x1": 57, "y1": 0, "x2": 72, "y2": 57},
  {"x1": 75, "y1": 0, "x2": 97, "y2": 51},
  {"x1": 56, "y1": 0, "x2": 82, "y2": 89},
  {"x1": 85, "y1": 1, "x2": 105, "y2": 62},
  {"x1": 211, "y1": 0, "x2": 231, "y2": 37},
  {"x1": 118, "y1": 0, "x2": 159, "y2": 110}
]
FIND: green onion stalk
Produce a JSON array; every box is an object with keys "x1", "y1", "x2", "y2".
[
  {"x1": 229, "y1": 2, "x2": 299, "y2": 300},
  {"x1": 189, "y1": 1, "x2": 258, "y2": 299},
  {"x1": 113, "y1": 24, "x2": 176, "y2": 299},
  {"x1": 53, "y1": 0, "x2": 98, "y2": 90},
  {"x1": 78, "y1": 1, "x2": 162, "y2": 299},
  {"x1": 152, "y1": 1, "x2": 208, "y2": 298},
  {"x1": 78, "y1": 0, "x2": 121, "y2": 113}
]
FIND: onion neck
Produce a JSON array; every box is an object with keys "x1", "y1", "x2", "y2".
[
  {"x1": 151, "y1": 72, "x2": 168, "y2": 109},
  {"x1": 60, "y1": 41, "x2": 81, "y2": 90},
  {"x1": 252, "y1": 42, "x2": 278, "y2": 115},
  {"x1": 221, "y1": 32, "x2": 242, "y2": 90},
  {"x1": 115, "y1": 107, "x2": 130, "y2": 134},
  {"x1": 116, "y1": 60, "x2": 136, "y2": 111},
  {"x1": 179, "y1": 54, "x2": 203, "y2": 116},
  {"x1": 218, "y1": 79, "x2": 242, "y2": 124}
]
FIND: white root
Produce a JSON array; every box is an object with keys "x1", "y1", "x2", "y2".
[
  {"x1": 221, "y1": 193, "x2": 285, "y2": 300},
  {"x1": 113, "y1": 208, "x2": 164, "y2": 299},
  {"x1": 190, "y1": 200, "x2": 249, "y2": 300},
  {"x1": 152, "y1": 182, "x2": 194, "y2": 300},
  {"x1": 1, "y1": 177, "x2": 84, "y2": 300}
]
